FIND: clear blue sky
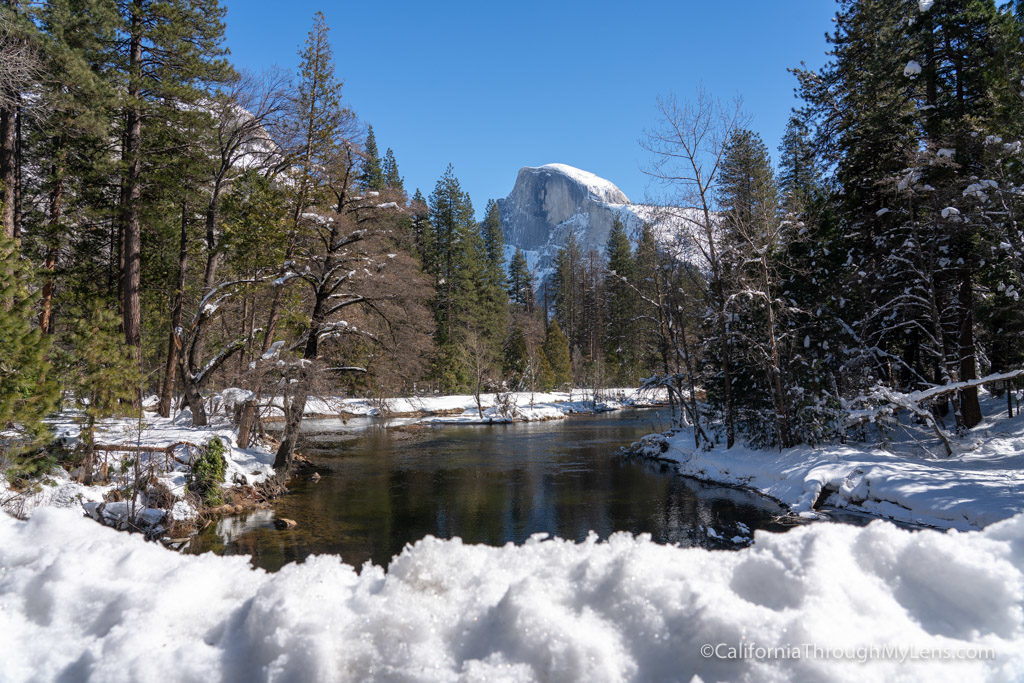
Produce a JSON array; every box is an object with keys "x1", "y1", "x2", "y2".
[{"x1": 220, "y1": 1, "x2": 839, "y2": 215}]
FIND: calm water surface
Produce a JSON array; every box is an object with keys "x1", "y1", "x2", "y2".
[{"x1": 190, "y1": 408, "x2": 791, "y2": 571}]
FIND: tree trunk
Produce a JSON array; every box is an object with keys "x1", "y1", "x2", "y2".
[
  {"x1": 273, "y1": 393, "x2": 307, "y2": 471},
  {"x1": 13, "y1": 101, "x2": 22, "y2": 240},
  {"x1": 958, "y1": 273, "x2": 982, "y2": 428},
  {"x1": 39, "y1": 153, "x2": 65, "y2": 334},
  {"x1": 121, "y1": 2, "x2": 143, "y2": 357},
  {"x1": 0, "y1": 104, "x2": 14, "y2": 241},
  {"x1": 159, "y1": 199, "x2": 190, "y2": 417},
  {"x1": 236, "y1": 398, "x2": 259, "y2": 449},
  {"x1": 189, "y1": 183, "x2": 224, "y2": 371},
  {"x1": 178, "y1": 358, "x2": 208, "y2": 426}
]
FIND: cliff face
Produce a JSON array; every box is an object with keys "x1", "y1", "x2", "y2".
[{"x1": 497, "y1": 163, "x2": 640, "y2": 283}]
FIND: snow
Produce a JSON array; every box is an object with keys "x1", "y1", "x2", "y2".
[
  {"x1": 1, "y1": 507, "x2": 1021, "y2": 681},
  {"x1": 919, "y1": 0, "x2": 935, "y2": 10},
  {"x1": 3, "y1": 411, "x2": 275, "y2": 521},
  {"x1": 533, "y1": 163, "x2": 630, "y2": 203},
  {"x1": 632, "y1": 392, "x2": 1024, "y2": 531},
  {"x1": 271, "y1": 388, "x2": 667, "y2": 423},
  {"x1": 904, "y1": 60, "x2": 923, "y2": 78}
]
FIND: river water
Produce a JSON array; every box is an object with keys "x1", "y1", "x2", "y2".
[{"x1": 189, "y1": 408, "x2": 793, "y2": 571}]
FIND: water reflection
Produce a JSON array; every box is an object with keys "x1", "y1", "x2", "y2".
[{"x1": 190, "y1": 409, "x2": 790, "y2": 571}]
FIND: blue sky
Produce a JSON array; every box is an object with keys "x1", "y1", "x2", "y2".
[{"x1": 220, "y1": 1, "x2": 839, "y2": 214}]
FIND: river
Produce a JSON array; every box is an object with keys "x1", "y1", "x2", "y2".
[{"x1": 189, "y1": 408, "x2": 793, "y2": 571}]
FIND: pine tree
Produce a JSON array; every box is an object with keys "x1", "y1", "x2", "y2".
[
  {"x1": 63, "y1": 304, "x2": 141, "y2": 483},
  {"x1": 777, "y1": 112, "x2": 821, "y2": 217},
  {"x1": 427, "y1": 165, "x2": 489, "y2": 391},
  {"x1": 28, "y1": 0, "x2": 119, "y2": 329},
  {"x1": 260, "y1": 11, "x2": 348, "y2": 359},
  {"x1": 793, "y1": 0, "x2": 1024, "y2": 432},
  {"x1": 502, "y1": 324, "x2": 529, "y2": 388},
  {"x1": 362, "y1": 124, "x2": 385, "y2": 190},
  {"x1": 0, "y1": 236, "x2": 58, "y2": 471},
  {"x1": 409, "y1": 188, "x2": 435, "y2": 269},
  {"x1": 478, "y1": 199, "x2": 509, "y2": 354},
  {"x1": 382, "y1": 147, "x2": 403, "y2": 192},
  {"x1": 603, "y1": 218, "x2": 637, "y2": 383},
  {"x1": 507, "y1": 247, "x2": 534, "y2": 311},
  {"x1": 550, "y1": 231, "x2": 585, "y2": 354},
  {"x1": 114, "y1": 0, "x2": 231, "y2": 359},
  {"x1": 716, "y1": 128, "x2": 794, "y2": 446},
  {"x1": 542, "y1": 320, "x2": 571, "y2": 389}
]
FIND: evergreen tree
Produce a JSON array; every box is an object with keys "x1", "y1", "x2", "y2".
[
  {"x1": 23, "y1": 0, "x2": 119, "y2": 334},
  {"x1": 502, "y1": 324, "x2": 529, "y2": 388},
  {"x1": 603, "y1": 218, "x2": 637, "y2": 383},
  {"x1": 361, "y1": 124, "x2": 385, "y2": 190},
  {"x1": 409, "y1": 188, "x2": 435, "y2": 269},
  {"x1": 777, "y1": 112, "x2": 821, "y2": 217},
  {"x1": 427, "y1": 164, "x2": 488, "y2": 391},
  {"x1": 0, "y1": 236, "x2": 58, "y2": 470},
  {"x1": 114, "y1": 0, "x2": 232, "y2": 358},
  {"x1": 478, "y1": 198, "x2": 509, "y2": 354},
  {"x1": 63, "y1": 304, "x2": 140, "y2": 483},
  {"x1": 382, "y1": 147, "x2": 403, "y2": 192},
  {"x1": 542, "y1": 320, "x2": 571, "y2": 389},
  {"x1": 507, "y1": 247, "x2": 534, "y2": 311},
  {"x1": 793, "y1": 0, "x2": 1024, "y2": 431},
  {"x1": 550, "y1": 231, "x2": 585, "y2": 354},
  {"x1": 0, "y1": 4, "x2": 41, "y2": 244},
  {"x1": 261, "y1": 11, "x2": 348, "y2": 356},
  {"x1": 716, "y1": 128, "x2": 793, "y2": 446}
]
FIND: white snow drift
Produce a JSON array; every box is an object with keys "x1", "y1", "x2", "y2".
[
  {"x1": 633, "y1": 393, "x2": 1024, "y2": 530},
  {"x1": 1, "y1": 508, "x2": 1022, "y2": 681}
]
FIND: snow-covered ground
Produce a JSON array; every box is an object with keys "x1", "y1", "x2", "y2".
[
  {"x1": 1, "y1": 507, "x2": 1021, "y2": 681},
  {"x1": 282, "y1": 387, "x2": 665, "y2": 422},
  {"x1": 631, "y1": 392, "x2": 1024, "y2": 531},
  {"x1": 1, "y1": 410, "x2": 275, "y2": 523}
]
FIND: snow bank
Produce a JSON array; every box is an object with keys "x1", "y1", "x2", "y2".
[
  {"x1": 635, "y1": 395, "x2": 1024, "y2": 530},
  {"x1": 278, "y1": 388, "x2": 665, "y2": 421},
  {"x1": 1, "y1": 508, "x2": 1021, "y2": 681},
  {"x1": 3, "y1": 412, "x2": 275, "y2": 521}
]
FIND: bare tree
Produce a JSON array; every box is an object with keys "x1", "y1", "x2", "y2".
[
  {"x1": 641, "y1": 88, "x2": 747, "y2": 448},
  {"x1": 269, "y1": 139, "x2": 430, "y2": 471},
  {"x1": 158, "y1": 69, "x2": 289, "y2": 417},
  {"x1": 463, "y1": 329, "x2": 497, "y2": 418}
]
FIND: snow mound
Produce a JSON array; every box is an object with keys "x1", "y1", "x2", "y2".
[
  {"x1": 1, "y1": 508, "x2": 1022, "y2": 681},
  {"x1": 640, "y1": 392, "x2": 1024, "y2": 530}
]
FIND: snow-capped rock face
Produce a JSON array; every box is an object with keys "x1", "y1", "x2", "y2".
[{"x1": 498, "y1": 164, "x2": 644, "y2": 284}]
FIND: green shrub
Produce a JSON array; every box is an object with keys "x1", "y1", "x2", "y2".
[{"x1": 190, "y1": 438, "x2": 227, "y2": 507}]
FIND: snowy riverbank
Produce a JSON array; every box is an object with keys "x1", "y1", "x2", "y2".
[
  {"x1": 286, "y1": 387, "x2": 667, "y2": 423},
  {"x1": 1, "y1": 388, "x2": 663, "y2": 523},
  {"x1": 630, "y1": 393, "x2": 1024, "y2": 531},
  {"x1": 1, "y1": 410, "x2": 276, "y2": 525},
  {"x1": 1, "y1": 507, "x2": 1021, "y2": 681}
]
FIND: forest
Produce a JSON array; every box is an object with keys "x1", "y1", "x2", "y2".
[{"x1": 2, "y1": 0, "x2": 1024, "y2": 480}]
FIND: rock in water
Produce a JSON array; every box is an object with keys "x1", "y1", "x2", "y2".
[{"x1": 274, "y1": 517, "x2": 297, "y2": 530}]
